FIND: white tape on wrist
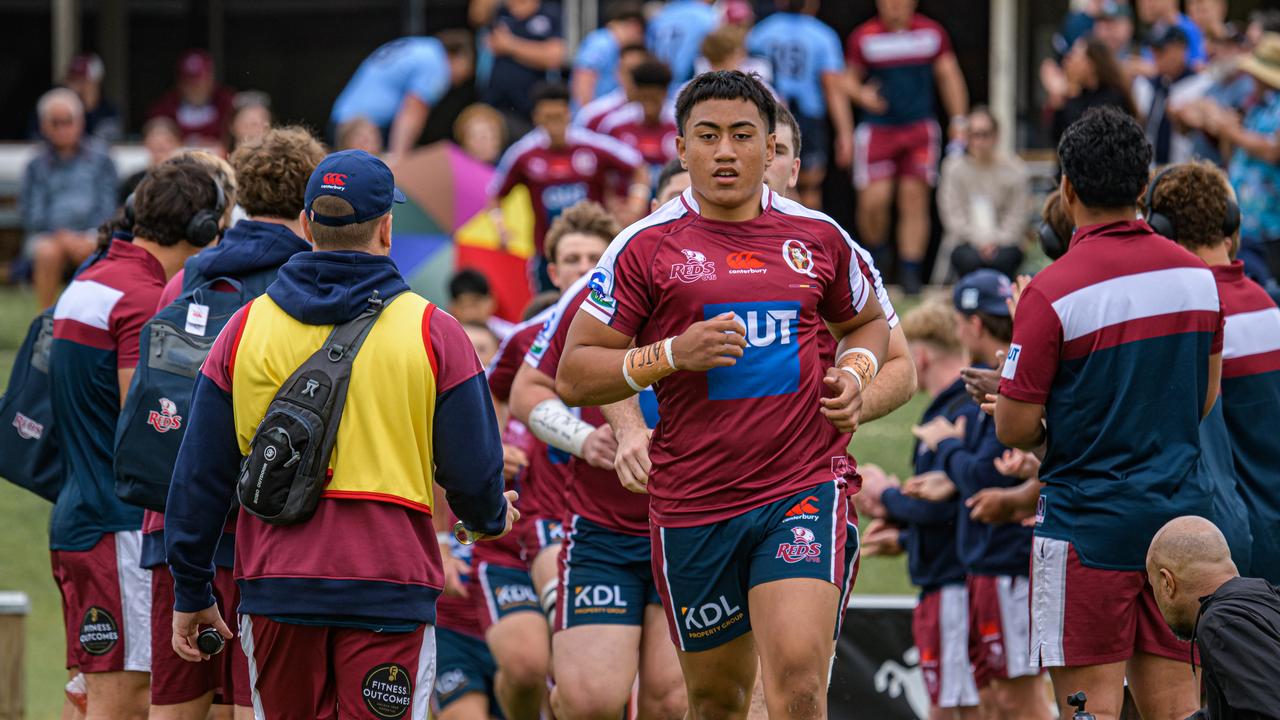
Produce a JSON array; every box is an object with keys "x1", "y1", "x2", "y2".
[
  {"x1": 528, "y1": 398, "x2": 595, "y2": 458},
  {"x1": 837, "y1": 347, "x2": 880, "y2": 377},
  {"x1": 839, "y1": 365, "x2": 864, "y2": 391},
  {"x1": 663, "y1": 337, "x2": 677, "y2": 370}
]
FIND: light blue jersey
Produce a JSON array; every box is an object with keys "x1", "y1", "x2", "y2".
[
  {"x1": 574, "y1": 28, "x2": 621, "y2": 101},
  {"x1": 747, "y1": 13, "x2": 844, "y2": 119},
  {"x1": 331, "y1": 37, "x2": 450, "y2": 127},
  {"x1": 646, "y1": 0, "x2": 718, "y2": 90}
]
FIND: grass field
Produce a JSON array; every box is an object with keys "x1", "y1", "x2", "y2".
[{"x1": 0, "y1": 287, "x2": 923, "y2": 720}]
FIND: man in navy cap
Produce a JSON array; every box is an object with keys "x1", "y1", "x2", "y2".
[
  {"x1": 164, "y1": 150, "x2": 517, "y2": 717},
  {"x1": 911, "y1": 269, "x2": 1051, "y2": 719}
]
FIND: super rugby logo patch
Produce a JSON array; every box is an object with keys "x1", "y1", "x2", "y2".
[
  {"x1": 146, "y1": 397, "x2": 182, "y2": 433},
  {"x1": 11, "y1": 411, "x2": 43, "y2": 440},
  {"x1": 362, "y1": 663, "x2": 413, "y2": 718},
  {"x1": 79, "y1": 606, "x2": 119, "y2": 655}
]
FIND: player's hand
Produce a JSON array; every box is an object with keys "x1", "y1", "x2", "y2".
[
  {"x1": 474, "y1": 490, "x2": 521, "y2": 542},
  {"x1": 911, "y1": 415, "x2": 966, "y2": 451},
  {"x1": 172, "y1": 603, "x2": 233, "y2": 663},
  {"x1": 966, "y1": 487, "x2": 1020, "y2": 525},
  {"x1": 1008, "y1": 274, "x2": 1032, "y2": 320},
  {"x1": 993, "y1": 448, "x2": 1040, "y2": 480},
  {"x1": 903, "y1": 471, "x2": 957, "y2": 502},
  {"x1": 820, "y1": 367, "x2": 863, "y2": 433},
  {"x1": 835, "y1": 132, "x2": 854, "y2": 169},
  {"x1": 439, "y1": 546, "x2": 470, "y2": 598},
  {"x1": 502, "y1": 444, "x2": 529, "y2": 481},
  {"x1": 852, "y1": 463, "x2": 897, "y2": 519},
  {"x1": 860, "y1": 519, "x2": 903, "y2": 557},
  {"x1": 614, "y1": 426, "x2": 653, "y2": 494},
  {"x1": 960, "y1": 365, "x2": 1001, "y2": 406},
  {"x1": 858, "y1": 81, "x2": 888, "y2": 115},
  {"x1": 582, "y1": 424, "x2": 618, "y2": 470},
  {"x1": 672, "y1": 312, "x2": 747, "y2": 372}
]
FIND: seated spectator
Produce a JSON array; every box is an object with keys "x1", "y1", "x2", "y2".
[
  {"x1": 21, "y1": 88, "x2": 118, "y2": 309},
  {"x1": 1147, "y1": 516, "x2": 1280, "y2": 718},
  {"x1": 1042, "y1": 38, "x2": 1138, "y2": 145},
  {"x1": 119, "y1": 116, "x2": 182, "y2": 203},
  {"x1": 453, "y1": 103, "x2": 507, "y2": 165},
  {"x1": 574, "y1": 43, "x2": 651, "y2": 131},
  {"x1": 146, "y1": 49, "x2": 236, "y2": 148},
  {"x1": 936, "y1": 107, "x2": 1029, "y2": 282},
  {"x1": 598, "y1": 59, "x2": 677, "y2": 181},
  {"x1": 449, "y1": 267, "x2": 514, "y2": 340},
  {"x1": 330, "y1": 32, "x2": 475, "y2": 160},
  {"x1": 1133, "y1": 26, "x2": 1205, "y2": 165},
  {"x1": 570, "y1": 1, "x2": 646, "y2": 107},
  {"x1": 483, "y1": 0, "x2": 567, "y2": 123},
  {"x1": 229, "y1": 91, "x2": 272, "y2": 150},
  {"x1": 334, "y1": 116, "x2": 384, "y2": 155},
  {"x1": 29, "y1": 53, "x2": 122, "y2": 143}
]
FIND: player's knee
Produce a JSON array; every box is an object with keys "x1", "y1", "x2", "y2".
[
  {"x1": 552, "y1": 681, "x2": 629, "y2": 720},
  {"x1": 686, "y1": 679, "x2": 751, "y2": 719},
  {"x1": 637, "y1": 683, "x2": 687, "y2": 720},
  {"x1": 32, "y1": 237, "x2": 65, "y2": 266},
  {"x1": 496, "y1": 648, "x2": 548, "y2": 690},
  {"x1": 761, "y1": 656, "x2": 827, "y2": 711}
]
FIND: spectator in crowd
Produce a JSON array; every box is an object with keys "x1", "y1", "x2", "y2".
[
  {"x1": 847, "y1": 0, "x2": 969, "y2": 294},
  {"x1": 1134, "y1": 26, "x2": 1203, "y2": 165},
  {"x1": 454, "y1": 103, "x2": 508, "y2": 165},
  {"x1": 571, "y1": 1, "x2": 646, "y2": 107},
  {"x1": 574, "y1": 43, "x2": 651, "y2": 131},
  {"x1": 748, "y1": 0, "x2": 853, "y2": 209},
  {"x1": 1249, "y1": 10, "x2": 1280, "y2": 46},
  {"x1": 175, "y1": 149, "x2": 240, "y2": 232},
  {"x1": 1042, "y1": 38, "x2": 1138, "y2": 146},
  {"x1": 694, "y1": 24, "x2": 772, "y2": 81},
  {"x1": 487, "y1": 83, "x2": 645, "y2": 292},
  {"x1": 1212, "y1": 33, "x2": 1280, "y2": 284},
  {"x1": 996, "y1": 106, "x2": 1213, "y2": 720},
  {"x1": 465, "y1": 321, "x2": 501, "y2": 365},
  {"x1": 1136, "y1": 0, "x2": 1208, "y2": 69},
  {"x1": 1052, "y1": 0, "x2": 1106, "y2": 59},
  {"x1": 119, "y1": 116, "x2": 182, "y2": 202},
  {"x1": 1169, "y1": 32, "x2": 1255, "y2": 166},
  {"x1": 147, "y1": 49, "x2": 236, "y2": 148},
  {"x1": 334, "y1": 116, "x2": 384, "y2": 155},
  {"x1": 483, "y1": 0, "x2": 567, "y2": 124},
  {"x1": 1093, "y1": 2, "x2": 1137, "y2": 60},
  {"x1": 1188, "y1": 0, "x2": 1232, "y2": 45},
  {"x1": 450, "y1": 267, "x2": 515, "y2": 340},
  {"x1": 331, "y1": 32, "x2": 475, "y2": 161},
  {"x1": 21, "y1": 88, "x2": 118, "y2": 309},
  {"x1": 31, "y1": 53, "x2": 122, "y2": 143},
  {"x1": 228, "y1": 90, "x2": 271, "y2": 150},
  {"x1": 936, "y1": 107, "x2": 1030, "y2": 282},
  {"x1": 598, "y1": 59, "x2": 677, "y2": 181},
  {"x1": 1147, "y1": 516, "x2": 1280, "y2": 719},
  {"x1": 647, "y1": 0, "x2": 719, "y2": 91}
]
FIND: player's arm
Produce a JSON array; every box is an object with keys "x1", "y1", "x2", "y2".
[
  {"x1": 387, "y1": 94, "x2": 430, "y2": 160},
  {"x1": 858, "y1": 324, "x2": 916, "y2": 423},
  {"x1": 510, "y1": 361, "x2": 615, "y2": 469},
  {"x1": 118, "y1": 368, "x2": 134, "y2": 408},
  {"x1": 1205, "y1": 352, "x2": 1222, "y2": 419},
  {"x1": 571, "y1": 68, "x2": 599, "y2": 109},
  {"x1": 557, "y1": 310, "x2": 747, "y2": 407},
  {"x1": 933, "y1": 52, "x2": 969, "y2": 137},
  {"x1": 823, "y1": 70, "x2": 855, "y2": 169},
  {"x1": 994, "y1": 396, "x2": 1045, "y2": 450},
  {"x1": 843, "y1": 65, "x2": 886, "y2": 114},
  {"x1": 600, "y1": 396, "x2": 650, "y2": 493}
]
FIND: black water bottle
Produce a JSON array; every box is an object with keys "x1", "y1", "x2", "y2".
[
  {"x1": 1068, "y1": 691, "x2": 1096, "y2": 720},
  {"x1": 196, "y1": 627, "x2": 226, "y2": 656}
]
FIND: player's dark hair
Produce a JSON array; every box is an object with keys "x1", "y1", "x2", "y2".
[
  {"x1": 655, "y1": 159, "x2": 688, "y2": 199},
  {"x1": 775, "y1": 103, "x2": 802, "y2": 159},
  {"x1": 532, "y1": 82, "x2": 572, "y2": 109},
  {"x1": 674, "y1": 70, "x2": 777, "y2": 136},
  {"x1": 975, "y1": 311, "x2": 1013, "y2": 343},
  {"x1": 1057, "y1": 106, "x2": 1151, "y2": 210},
  {"x1": 631, "y1": 59, "x2": 673, "y2": 89},
  {"x1": 1142, "y1": 161, "x2": 1236, "y2": 251},
  {"x1": 605, "y1": 1, "x2": 645, "y2": 25},
  {"x1": 132, "y1": 163, "x2": 220, "y2": 247},
  {"x1": 449, "y1": 268, "x2": 492, "y2": 299},
  {"x1": 523, "y1": 290, "x2": 562, "y2": 320},
  {"x1": 620, "y1": 43, "x2": 649, "y2": 58},
  {"x1": 438, "y1": 29, "x2": 474, "y2": 60}
]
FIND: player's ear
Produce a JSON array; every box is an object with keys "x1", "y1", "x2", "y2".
[
  {"x1": 766, "y1": 131, "x2": 776, "y2": 165},
  {"x1": 676, "y1": 134, "x2": 686, "y2": 170}
]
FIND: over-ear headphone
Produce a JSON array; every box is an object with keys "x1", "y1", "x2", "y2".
[
  {"x1": 186, "y1": 176, "x2": 226, "y2": 247},
  {"x1": 1144, "y1": 165, "x2": 1241, "y2": 242},
  {"x1": 1038, "y1": 219, "x2": 1070, "y2": 261}
]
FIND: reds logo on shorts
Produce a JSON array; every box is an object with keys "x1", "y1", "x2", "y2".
[
  {"x1": 146, "y1": 397, "x2": 182, "y2": 433},
  {"x1": 776, "y1": 526, "x2": 823, "y2": 563}
]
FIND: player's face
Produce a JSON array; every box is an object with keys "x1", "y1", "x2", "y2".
[
  {"x1": 549, "y1": 232, "x2": 609, "y2": 290},
  {"x1": 534, "y1": 100, "x2": 572, "y2": 145},
  {"x1": 618, "y1": 50, "x2": 647, "y2": 94},
  {"x1": 653, "y1": 170, "x2": 692, "y2": 210},
  {"x1": 764, "y1": 123, "x2": 801, "y2": 196},
  {"x1": 635, "y1": 86, "x2": 668, "y2": 124},
  {"x1": 677, "y1": 98, "x2": 775, "y2": 216},
  {"x1": 464, "y1": 324, "x2": 499, "y2": 366},
  {"x1": 875, "y1": 0, "x2": 916, "y2": 27}
]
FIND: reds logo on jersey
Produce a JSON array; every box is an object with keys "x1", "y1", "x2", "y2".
[
  {"x1": 670, "y1": 249, "x2": 717, "y2": 283},
  {"x1": 146, "y1": 397, "x2": 182, "y2": 433},
  {"x1": 776, "y1": 525, "x2": 823, "y2": 563}
]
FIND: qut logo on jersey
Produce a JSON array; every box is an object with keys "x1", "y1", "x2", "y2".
[
  {"x1": 543, "y1": 182, "x2": 588, "y2": 213},
  {"x1": 704, "y1": 301, "x2": 801, "y2": 400}
]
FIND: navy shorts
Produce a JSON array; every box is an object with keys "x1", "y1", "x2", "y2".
[
  {"x1": 555, "y1": 515, "x2": 661, "y2": 630},
  {"x1": 432, "y1": 627, "x2": 504, "y2": 717},
  {"x1": 652, "y1": 481, "x2": 858, "y2": 652},
  {"x1": 474, "y1": 562, "x2": 541, "y2": 632},
  {"x1": 795, "y1": 113, "x2": 830, "y2": 171}
]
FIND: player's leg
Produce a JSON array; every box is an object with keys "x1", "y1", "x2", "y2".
[
  {"x1": 212, "y1": 567, "x2": 254, "y2": 719},
  {"x1": 895, "y1": 177, "x2": 931, "y2": 292},
  {"x1": 82, "y1": 672, "x2": 150, "y2": 720},
  {"x1": 745, "y1": 674, "x2": 767, "y2": 720},
  {"x1": 854, "y1": 123, "x2": 895, "y2": 258},
  {"x1": 1046, "y1": 664, "x2": 1126, "y2": 719},
  {"x1": 923, "y1": 584, "x2": 981, "y2": 718},
  {"x1": 855, "y1": 179, "x2": 894, "y2": 255},
  {"x1": 678, "y1": 634, "x2": 760, "y2": 720},
  {"x1": 434, "y1": 627, "x2": 500, "y2": 720},
  {"x1": 477, "y1": 562, "x2": 549, "y2": 720},
  {"x1": 552, "y1": 625, "x2": 641, "y2": 718},
  {"x1": 1123, "y1": 582, "x2": 1199, "y2": 720},
  {"x1": 972, "y1": 575, "x2": 1050, "y2": 720},
  {"x1": 333, "y1": 624, "x2": 436, "y2": 720},
  {"x1": 527, "y1": 518, "x2": 565, "y2": 622},
  {"x1": 148, "y1": 564, "x2": 216, "y2": 719},
  {"x1": 239, "y1": 615, "x2": 332, "y2": 719},
  {"x1": 435, "y1": 692, "x2": 492, "y2": 720},
  {"x1": 636, "y1": 602, "x2": 686, "y2": 719}
]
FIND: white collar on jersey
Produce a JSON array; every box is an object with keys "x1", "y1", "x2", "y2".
[{"x1": 680, "y1": 185, "x2": 774, "y2": 216}]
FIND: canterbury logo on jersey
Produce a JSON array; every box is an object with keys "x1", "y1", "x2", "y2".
[{"x1": 727, "y1": 252, "x2": 767, "y2": 276}]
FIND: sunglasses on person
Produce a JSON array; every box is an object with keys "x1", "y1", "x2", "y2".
[
  {"x1": 969, "y1": 127, "x2": 995, "y2": 139},
  {"x1": 46, "y1": 116, "x2": 76, "y2": 127}
]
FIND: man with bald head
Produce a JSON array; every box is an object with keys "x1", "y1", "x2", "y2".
[{"x1": 1148, "y1": 516, "x2": 1280, "y2": 718}]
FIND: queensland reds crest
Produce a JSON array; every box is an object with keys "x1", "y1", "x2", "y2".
[
  {"x1": 776, "y1": 525, "x2": 823, "y2": 563},
  {"x1": 572, "y1": 148, "x2": 597, "y2": 176},
  {"x1": 670, "y1": 249, "x2": 717, "y2": 283},
  {"x1": 782, "y1": 239, "x2": 817, "y2": 278},
  {"x1": 146, "y1": 397, "x2": 182, "y2": 433}
]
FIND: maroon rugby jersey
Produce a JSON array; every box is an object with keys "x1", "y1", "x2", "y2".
[
  {"x1": 597, "y1": 102, "x2": 679, "y2": 173},
  {"x1": 576, "y1": 187, "x2": 879, "y2": 527}
]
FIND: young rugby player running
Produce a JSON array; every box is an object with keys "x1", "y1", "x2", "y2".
[{"x1": 557, "y1": 70, "x2": 890, "y2": 720}]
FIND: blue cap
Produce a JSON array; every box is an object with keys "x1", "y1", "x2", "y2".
[
  {"x1": 953, "y1": 269, "x2": 1013, "y2": 317},
  {"x1": 304, "y1": 150, "x2": 406, "y2": 226}
]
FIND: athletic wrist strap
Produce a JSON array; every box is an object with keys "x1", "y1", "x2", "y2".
[
  {"x1": 528, "y1": 398, "x2": 595, "y2": 458},
  {"x1": 837, "y1": 347, "x2": 878, "y2": 391},
  {"x1": 622, "y1": 338, "x2": 678, "y2": 392}
]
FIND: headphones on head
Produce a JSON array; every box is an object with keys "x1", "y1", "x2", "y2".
[
  {"x1": 1143, "y1": 165, "x2": 1240, "y2": 242},
  {"x1": 1037, "y1": 218, "x2": 1070, "y2": 261},
  {"x1": 122, "y1": 173, "x2": 226, "y2": 247}
]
